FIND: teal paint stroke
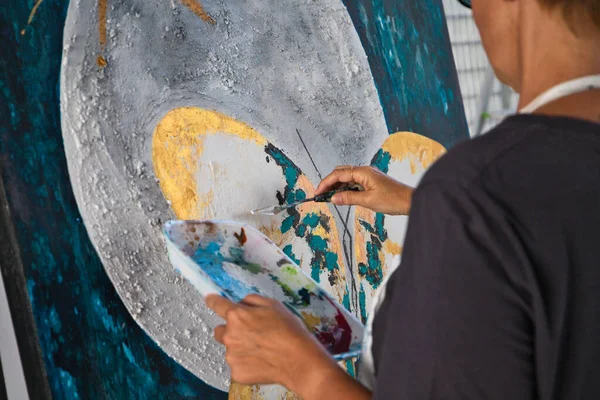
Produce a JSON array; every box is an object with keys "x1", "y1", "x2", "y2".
[
  {"x1": 353, "y1": 149, "x2": 395, "y2": 292},
  {"x1": 358, "y1": 283, "x2": 368, "y2": 324},
  {"x1": 265, "y1": 145, "x2": 343, "y2": 288},
  {"x1": 0, "y1": 1, "x2": 226, "y2": 398},
  {"x1": 342, "y1": 0, "x2": 469, "y2": 148},
  {"x1": 191, "y1": 242, "x2": 260, "y2": 301},
  {"x1": 345, "y1": 360, "x2": 356, "y2": 378}
]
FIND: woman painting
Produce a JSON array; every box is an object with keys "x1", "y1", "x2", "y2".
[{"x1": 207, "y1": 0, "x2": 600, "y2": 398}]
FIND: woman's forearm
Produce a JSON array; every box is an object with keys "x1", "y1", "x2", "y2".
[{"x1": 293, "y1": 361, "x2": 372, "y2": 400}]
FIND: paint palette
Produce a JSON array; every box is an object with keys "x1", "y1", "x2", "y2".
[{"x1": 163, "y1": 220, "x2": 364, "y2": 360}]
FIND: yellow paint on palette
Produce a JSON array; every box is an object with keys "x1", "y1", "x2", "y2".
[
  {"x1": 152, "y1": 107, "x2": 267, "y2": 219},
  {"x1": 300, "y1": 311, "x2": 322, "y2": 331},
  {"x1": 382, "y1": 131, "x2": 446, "y2": 174}
]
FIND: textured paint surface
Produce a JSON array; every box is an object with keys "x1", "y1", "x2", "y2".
[
  {"x1": 61, "y1": 0, "x2": 389, "y2": 389},
  {"x1": 153, "y1": 107, "x2": 267, "y2": 220},
  {"x1": 153, "y1": 106, "x2": 350, "y2": 302},
  {"x1": 180, "y1": 0, "x2": 216, "y2": 24},
  {"x1": 0, "y1": 0, "x2": 226, "y2": 398}
]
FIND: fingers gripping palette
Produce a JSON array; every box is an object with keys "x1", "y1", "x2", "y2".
[{"x1": 164, "y1": 220, "x2": 363, "y2": 360}]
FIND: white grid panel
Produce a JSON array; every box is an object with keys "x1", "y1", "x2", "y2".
[{"x1": 442, "y1": 0, "x2": 519, "y2": 135}]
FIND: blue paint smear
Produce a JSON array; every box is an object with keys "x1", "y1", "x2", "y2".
[
  {"x1": 370, "y1": 149, "x2": 392, "y2": 174},
  {"x1": 0, "y1": 1, "x2": 226, "y2": 398},
  {"x1": 281, "y1": 214, "x2": 295, "y2": 234},
  {"x1": 342, "y1": 292, "x2": 352, "y2": 312},
  {"x1": 358, "y1": 241, "x2": 384, "y2": 288},
  {"x1": 341, "y1": 0, "x2": 469, "y2": 147},
  {"x1": 191, "y1": 242, "x2": 258, "y2": 302},
  {"x1": 283, "y1": 245, "x2": 301, "y2": 265},
  {"x1": 309, "y1": 235, "x2": 328, "y2": 252},
  {"x1": 358, "y1": 284, "x2": 368, "y2": 324},
  {"x1": 302, "y1": 213, "x2": 321, "y2": 229},
  {"x1": 345, "y1": 360, "x2": 356, "y2": 378}
]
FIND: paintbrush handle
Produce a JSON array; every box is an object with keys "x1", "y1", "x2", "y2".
[{"x1": 313, "y1": 184, "x2": 362, "y2": 203}]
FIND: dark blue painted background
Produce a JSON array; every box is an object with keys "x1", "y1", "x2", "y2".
[
  {"x1": 342, "y1": 0, "x2": 468, "y2": 148},
  {"x1": 0, "y1": 0, "x2": 466, "y2": 398}
]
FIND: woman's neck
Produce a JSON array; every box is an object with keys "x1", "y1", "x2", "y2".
[{"x1": 516, "y1": 3, "x2": 600, "y2": 120}]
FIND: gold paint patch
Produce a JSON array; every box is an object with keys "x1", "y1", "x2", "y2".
[
  {"x1": 98, "y1": 0, "x2": 107, "y2": 48},
  {"x1": 228, "y1": 383, "x2": 264, "y2": 400},
  {"x1": 21, "y1": 0, "x2": 45, "y2": 35},
  {"x1": 259, "y1": 222, "x2": 293, "y2": 248},
  {"x1": 152, "y1": 107, "x2": 267, "y2": 219},
  {"x1": 383, "y1": 240, "x2": 402, "y2": 256},
  {"x1": 382, "y1": 131, "x2": 446, "y2": 173},
  {"x1": 353, "y1": 206, "x2": 374, "y2": 268},
  {"x1": 180, "y1": 0, "x2": 217, "y2": 24},
  {"x1": 97, "y1": 0, "x2": 108, "y2": 67},
  {"x1": 96, "y1": 55, "x2": 107, "y2": 68}
]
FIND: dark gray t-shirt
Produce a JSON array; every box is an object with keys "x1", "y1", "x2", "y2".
[{"x1": 371, "y1": 114, "x2": 600, "y2": 399}]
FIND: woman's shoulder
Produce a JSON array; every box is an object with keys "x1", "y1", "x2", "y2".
[{"x1": 420, "y1": 114, "x2": 600, "y2": 191}]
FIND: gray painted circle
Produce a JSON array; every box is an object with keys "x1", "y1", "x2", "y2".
[{"x1": 60, "y1": 0, "x2": 388, "y2": 390}]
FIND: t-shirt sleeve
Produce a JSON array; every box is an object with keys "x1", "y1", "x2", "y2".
[{"x1": 373, "y1": 181, "x2": 534, "y2": 399}]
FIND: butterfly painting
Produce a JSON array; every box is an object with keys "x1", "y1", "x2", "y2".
[{"x1": 58, "y1": 0, "x2": 462, "y2": 397}]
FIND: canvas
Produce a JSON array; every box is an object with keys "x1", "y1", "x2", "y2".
[{"x1": 0, "y1": 0, "x2": 467, "y2": 398}]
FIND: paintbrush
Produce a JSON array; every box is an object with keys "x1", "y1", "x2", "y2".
[{"x1": 250, "y1": 184, "x2": 363, "y2": 216}]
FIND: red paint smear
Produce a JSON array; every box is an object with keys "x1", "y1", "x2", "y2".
[{"x1": 315, "y1": 297, "x2": 352, "y2": 354}]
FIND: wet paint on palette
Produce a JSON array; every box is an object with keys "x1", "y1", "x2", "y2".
[
  {"x1": 187, "y1": 231, "x2": 356, "y2": 355},
  {"x1": 192, "y1": 242, "x2": 261, "y2": 301},
  {"x1": 315, "y1": 297, "x2": 353, "y2": 354}
]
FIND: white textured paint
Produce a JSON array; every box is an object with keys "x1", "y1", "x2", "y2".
[
  {"x1": 194, "y1": 134, "x2": 289, "y2": 223},
  {"x1": 60, "y1": 0, "x2": 390, "y2": 390}
]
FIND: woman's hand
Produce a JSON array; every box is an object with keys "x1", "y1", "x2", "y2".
[
  {"x1": 205, "y1": 294, "x2": 340, "y2": 394},
  {"x1": 315, "y1": 165, "x2": 414, "y2": 215}
]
